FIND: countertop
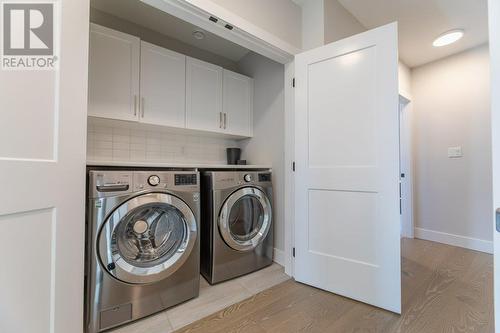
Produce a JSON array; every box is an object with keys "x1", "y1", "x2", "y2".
[{"x1": 86, "y1": 160, "x2": 272, "y2": 170}]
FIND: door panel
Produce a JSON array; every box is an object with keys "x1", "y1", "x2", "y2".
[
  {"x1": 294, "y1": 23, "x2": 401, "y2": 313},
  {"x1": 308, "y1": 190, "x2": 377, "y2": 264},
  {"x1": 0, "y1": 71, "x2": 56, "y2": 160},
  {"x1": 186, "y1": 57, "x2": 223, "y2": 133},
  {"x1": 308, "y1": 47, "x2": 376, "y2": 168},
  {"x1": 0, "y1": 1, "x2": 89, "y2": 332},
  {"x1": 88, "y1": 24, "x2": 140, "y2": 122},
  {"x1": 1, "y1": 209, "x2": 54, "y2": 333},
  {"x1": 140, "y1": 41, "x2": 186, "y2": 128}
]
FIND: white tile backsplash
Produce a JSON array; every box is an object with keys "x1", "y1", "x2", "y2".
[{"x1": 87, "y1": 120, "x2": 238, "y2": 164}]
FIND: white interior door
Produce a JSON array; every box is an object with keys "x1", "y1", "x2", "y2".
[
  {"x1": 294, "y1": 23, "x2": 401, "y2": 313},
  {"x1": 0, "y1": 1, "x2": 89, "y2": 333},
  {"x1": 140, "y1": 41, "x2": 186, "y2": 128},
  {"x1": 488, "y1": 0, "x2": 500, "y2": 330}
]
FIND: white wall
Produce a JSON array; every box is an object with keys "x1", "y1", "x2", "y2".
[
  {"x1": 299, "y1": 0, "x2": 365, "y2": 49},
  {"x1": 207, "y1": 0, "x2": 302, "y2": 50},
  {"x1": 323, "y1": 0, "x2": 365, "y2": 44},
  {"x1": 237, "y1": 53, "x2": 286, "y2": 257},
  {"x1": 411, "y1": 44, "x2": 493, "y2": 252},
  {"x1": 301, "y1": 0, "x2": 325, "y2": 50}
]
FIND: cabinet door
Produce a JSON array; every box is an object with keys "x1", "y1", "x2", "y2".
[
  {"x1": 140, "y1": 41, "x2": 186, "y2": 128},
  {"x1": 186, "y1": 57, "x2": 223, "y2": 133},
  {"x1": 223, "y1": 69, "x2": 253, "y2": 136},
  {"x1": 88, "y1": 24, "x2": 140, "y2": 121}
]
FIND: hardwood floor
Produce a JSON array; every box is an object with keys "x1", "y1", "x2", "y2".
[{"x1": 175, "y1": 238, "x2": 494, "y2": 333}]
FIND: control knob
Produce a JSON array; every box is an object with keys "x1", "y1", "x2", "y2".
[
  {"x1": 244, "y1": 174, "x2": 253, "y2": 182},
  {"x1": 148, "y1": 175, "x2": 160, "y2": 186}
]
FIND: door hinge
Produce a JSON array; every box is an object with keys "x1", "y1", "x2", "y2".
[
  {"x1": 292, "y1": 161, "x2": 295, "y2": 172},
  {"x1": 292, "y1": 78, "x2": 295, "y2": 88},
  {"x1": 292, "y1": 247, "x2": 295, "y2": 258}
]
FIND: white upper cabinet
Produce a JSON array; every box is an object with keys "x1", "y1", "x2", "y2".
[
  {"x1": 88, "y1": 24, "x2": 140, "y2": 121},
  {"x1": 186, "y1": 57, "x2": 224, "y2": 133},
  {"x1": 223, "y1": 69, "x2": 254, "y2": 136},
  {"x1": 88, "y1": 25, "x2": 253, "y2": 137},
  {"x1": 140, "y1": 41, "x2": 186, "y2": 128}
]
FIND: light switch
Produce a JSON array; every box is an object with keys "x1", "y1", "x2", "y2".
[{"x1": 448, "y1": 146, "x2": 463, "y2": 158}]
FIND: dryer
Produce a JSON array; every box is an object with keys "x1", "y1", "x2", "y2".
[
  {"x1": 85, "y1": 170, "x2": 200, "y2": 333},
  {"x1": 201, "y1": 170, "x2": 273, "y2": 284}
]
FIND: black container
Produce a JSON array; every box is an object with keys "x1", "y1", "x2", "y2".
[{"x1": 226, "y1": 148, "x2": 241, "y2": 165}]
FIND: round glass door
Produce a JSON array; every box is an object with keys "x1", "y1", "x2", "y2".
[
  {"x1": 218, "y1": 187, "x2": 272, "y2": 251},
  {"x1": 98, "y1": 192, "x2": 197, "y2": 284}
]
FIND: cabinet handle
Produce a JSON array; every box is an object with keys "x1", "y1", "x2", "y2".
[
  {"x1": 224, "y1": 113, "x2": 227, "y2": 129},
  {"x1": 141, "y1": 97, "x2": 145, "y2": 118},
  {"x1": 134, "y1": 95, "x2": 137, "y2": 116},
  {"x1": 219, "y1": 112, "x2": 223, "y2": 128}
]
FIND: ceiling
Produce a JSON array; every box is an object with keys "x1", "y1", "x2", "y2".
[
  {"x1": 90, "y1": 0, "x2": 250, "y2": 62},
  {"x1": 337, "y1": 0, "x2": 489, "y2": 68}
]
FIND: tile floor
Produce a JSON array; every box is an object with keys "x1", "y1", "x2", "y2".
[{"x1": 109, "y1": 263, "x2": 290, "y2": 333}]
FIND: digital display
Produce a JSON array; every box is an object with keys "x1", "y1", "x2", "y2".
[
  {"x1": 258, "y1": 173, "x2": 271, "y2": 182},
  {"x1": 175, "y1": 174, "x2": 197, "y2": 186}
]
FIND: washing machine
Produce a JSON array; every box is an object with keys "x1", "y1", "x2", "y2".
[
  {"x1": 85, "y1": 170, "x2": 200, "y2": 333},
  {"x1": 200, "y1": 170, "x2": 273, "y2": 284}
]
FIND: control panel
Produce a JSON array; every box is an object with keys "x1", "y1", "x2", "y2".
[
  {"x1": 175, "y1": 174, "x2": 198, "y2": 186},
  {"x1": 209, "y1": 170, "x2": 272, "y2": 190},
  {"x1": 89, "y1": 171, "x2": 200, "y2": 198},
  {"x1": 133, "y1": 171, "x2": 198, "y2": 191},
  {"x1": 258, "y1": 173, "x2": 272, "y2": 182}
]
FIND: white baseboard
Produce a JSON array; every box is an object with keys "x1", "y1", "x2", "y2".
[
  {"x1": 273, "y1": 248, "x2": 285, "y2": 266},
  {"x1": 414, "y1": 227, "x2": 493, "y2": 254}
]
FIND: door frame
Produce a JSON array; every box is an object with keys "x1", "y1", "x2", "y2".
[
  {"x1": 284, "y1": 61, "x2": 295, "y2": 276},
  {"x1": 399, "y1": 95, "x2": 414, "y2": 238},
  {"x1": 488, "y1": 0, "x2": 500, "y2": 328}
]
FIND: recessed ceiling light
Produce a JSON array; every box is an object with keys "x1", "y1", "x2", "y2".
[
  {"x1": 433, "y1": 29, "x2": 464, "y2": 47},
  {"x1": 192, "y1": 30, "x2": 205, "y2": 40}
]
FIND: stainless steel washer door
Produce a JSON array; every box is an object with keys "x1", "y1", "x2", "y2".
[
  {"x1": 218, "y1": 187, "x2": 272, "y2": 252},
  {"x1": 98, "y1": 192, "x2": 197, "y2": 284}
]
